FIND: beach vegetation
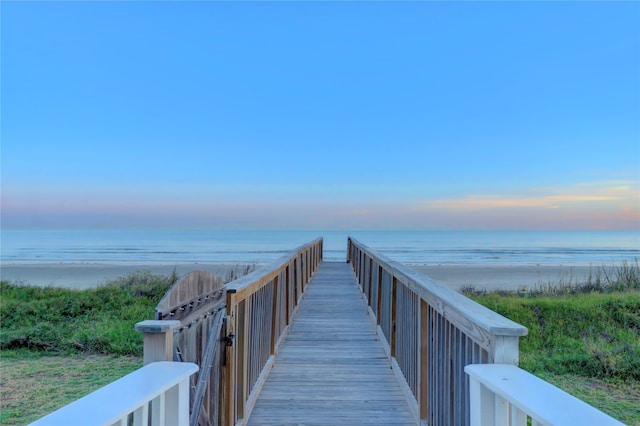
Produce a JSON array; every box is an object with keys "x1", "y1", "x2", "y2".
[
  {"x1": 460, "y1": 263, "x2": 640, "y2": 424},
  {"x1": 0, "y1": 266, "x2": 258, "y2": 425},
  {"x1": 461, "y1": 259, "x2": 640, "y2": 297},
  {"x1": 465, "y1": 291, "x2": 640, "y2": 424},
  {"x1": 468, "y1": 291, "x2": 640, "y2": 380},
  {"x1": 0, "y1": 270, "x2": 174, "y2": 356},
  {"x1": 225, "y1": 263, "x2": 259, "y2": 282}
]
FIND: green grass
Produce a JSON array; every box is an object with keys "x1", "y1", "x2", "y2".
[
  {"x1": 0, "y1": 271, "x2": 174, "y2": 425},
  {"x1": 535, "y1": 371, "x2": 640, "y2": 426},
  {"x1": 469, "y1": 291, "x2": 640, "y2": 380},
  {"x1": 0, "y1": 267, "x2": 258, "y2": 425},
  {"x1": 464, "y1": 272, "x2": 640, "y2": 425},
  {"x1": 0, "y1": 271, "x2": 174, "y2": 356},
  {"x1": 0, "y1": 350, "x2": 142, "y2": 426}
]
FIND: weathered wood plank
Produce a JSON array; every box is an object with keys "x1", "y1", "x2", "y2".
[
  {"x1": 246, "y1": 262, "x2": 417, "y2": 425},
  {"x1": 155, "y1": 270, "x2": 225, "y2": 321}
]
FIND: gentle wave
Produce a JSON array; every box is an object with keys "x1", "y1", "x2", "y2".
[{"x1": 1, "y1": 229, "x2": 638, "y2": 266}]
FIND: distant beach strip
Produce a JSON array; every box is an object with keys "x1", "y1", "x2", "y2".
[
  {"x1": 1, "y1": 229, "x2": 638, "y2": 291},
  {"x1": 0, "y1": 262, "x2": 608, "y2": 292}
]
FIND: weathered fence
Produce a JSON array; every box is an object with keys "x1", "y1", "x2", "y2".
[
  {"x1": 137, "y1": 237, "x2": 323, "y2": 426},
  {"x1": 347, "y1": 237, "x2": 528, "y2": 425}
]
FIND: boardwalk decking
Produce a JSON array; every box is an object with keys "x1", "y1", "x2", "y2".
[{"x1": 247, "y1": 262, "x2": 417, "y2": 425}]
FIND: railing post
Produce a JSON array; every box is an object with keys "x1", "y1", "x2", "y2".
[
  {"x1": 489, "y1": 335, "x2": 521, "y2": 365},
  {"x1": 224, "y1": 290, "x2": 239, "y2": 426},
  {"x1": 270, "y1": 275, "x2": 279, "y2": 354},
  {"x1": 135, "y1": 320, "x2": 181, "y2": 365}
]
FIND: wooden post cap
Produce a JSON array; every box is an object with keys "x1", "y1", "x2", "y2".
[{"x1": 135, "y1": 320, "x2": 181, "y2": 333}]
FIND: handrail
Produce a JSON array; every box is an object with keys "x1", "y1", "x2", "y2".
[
  {"x1": 465, "y1": 364, "x2": 624, "y2": 426},
  {"x1": 224, "y1": 237, "x2": 323, "y2": 426},
  {"x1": 29, "y1": 362, "x2": 198, "y2": 426},
  {"x1": 135, "y1": 237, "x2": 323, "y2": 426},
  {"x1": 348, "y1": 237, "x2": 528, "y2": 340},
  {"x1": 347, "y1": 237, "x2": 528, "y2": 425}
]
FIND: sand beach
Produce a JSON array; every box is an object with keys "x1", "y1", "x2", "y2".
[
  {"x1": 0, "y1": 261, "x2": 599, "y2": 292},
  {"x1": 0, "y1": 263, "x2": 249, "y2": 290},
  {"x1": 409, "y1": 263, "x2": 598, "y2": 291},
  {"x1": 2, "y1": 229, "x2": 636, "y2": 291}
]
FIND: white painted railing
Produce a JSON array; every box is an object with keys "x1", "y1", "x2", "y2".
[
  {"x1": 29, "y1": 361, "x2": 198, "y2": 426},
  {"x1": 465, "y1": 364, "x2": 624, "y2": 426}
]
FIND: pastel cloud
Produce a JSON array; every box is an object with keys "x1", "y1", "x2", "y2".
[
  {"x1": 2, "y1": 180, "x2": 638, "y2": 230},
  {"x1": 326, "y1": 180, "x2": 639, "y2": 230},
  {"x1": 416, "y1": 181, "x2": 638, "y2": 211}
]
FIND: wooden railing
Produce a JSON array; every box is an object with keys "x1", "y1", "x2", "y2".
[
  {"x1": 347, "y1": 237, "x2": 529, "y2": 425},
  {"x1": 224, "y1": 237, "x2": 322, "y2": 425},
  {"x1": 151, "y1": 270, "x2": 227, "y2": 426},
  {"x1": 29, "y1": 362, "x2": 198, "y2": 426},
  {"x1": 29, "y1": 236, "x2": 623, "y2": 426},
  {"x1": 136, "y1": 237, "x2": 323, "y2": 426},
  {"x1": 27, "y1": 237, "x2": 316, "y2": 426},
  {"x1": 465, "y1": 364, "x2": 624, "y2": 426}
]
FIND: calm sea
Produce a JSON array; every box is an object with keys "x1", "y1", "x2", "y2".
[{"x1": 1, "y1": 229, "x2": 638, "y2": 266}]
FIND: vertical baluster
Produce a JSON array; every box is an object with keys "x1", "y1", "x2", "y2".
[
  {"x1": 151, "y1": 392, "x2": 165, "y2": 426},
  {"x1": 511, "y1": 405, "x2": 527, "y2": 425},
  {"x1": 494, "y1": 394, "x2": 509, "y2": 426},
  {"x1": 419, "y1": 299, "x2": 429, "y2": 423},
  {"x1": 470, "y1": 375, "x2": 498, "y2": 426},
  {"x1": 132, "y1": 402, "x2": 149, "y2": 426}
]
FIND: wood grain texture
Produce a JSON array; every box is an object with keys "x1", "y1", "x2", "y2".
[
  {"x1": 348, "y1": 237, "x2": 524, "y2": 426},
  {"x1": 347, "y1": 238, "x2": 528, "y2": 344},
  {"x1": 156, "y1": 270, "x2": 225, "y2": 320},
  {"x1": 246, "y1": 262, "x2": 417, "y2": 426}
]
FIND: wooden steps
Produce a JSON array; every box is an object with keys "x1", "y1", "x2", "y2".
[{"x1": 247, "y1": 261, "x2": 417, "y2": 425}]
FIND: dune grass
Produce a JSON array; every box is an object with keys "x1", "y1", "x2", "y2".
[
  {"x1": 461, "y1": 259, "x2": 640, "y2": 297},
  {"x1": 468, "y1": 290, "x2": 640, "y2": 380},
  {"x1": 0, "y1": 270, "x2": 175, "y2": 356},
  {"x1": 0, "y1": 271, "x2": 175, "y2": 425},
  {"x1": 0, "y1": 267, "x2": 261, "y2": 425},
  {"x1": 462, "y1": 261, "x2": 640, "y2": 424}
]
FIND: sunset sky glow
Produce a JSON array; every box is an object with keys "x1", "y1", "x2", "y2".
[{"x1": 2, "y1": 1, "x2": 639, "y2": 231}]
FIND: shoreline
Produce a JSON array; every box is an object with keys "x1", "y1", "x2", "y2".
[
  {"x1": 409, "y1": 264, "x2": 599, "y2": 291},
  {"x1": 0, "y1": 263, "x2": 263, "y2": 290},
  {"x1": 0, "y1": 261, "x2": 606, "y2": 291}
]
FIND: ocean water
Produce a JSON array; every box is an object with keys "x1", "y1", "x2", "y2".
[{"x1": 1, "y1": 229, "x2": 638, "y2": 267}]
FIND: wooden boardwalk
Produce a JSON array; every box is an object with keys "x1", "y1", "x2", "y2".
[{"x1": 247, "y1": 261, "x2": 417, "y2": 425}]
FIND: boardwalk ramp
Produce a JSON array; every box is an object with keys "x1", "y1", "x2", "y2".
[{"x1": 247, "y1": 261, "x2": 417, "y2": 425}]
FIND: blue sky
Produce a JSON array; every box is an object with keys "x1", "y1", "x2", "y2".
[{"x1": 2, "y1": 1, "x2": 639, "y2": 230}]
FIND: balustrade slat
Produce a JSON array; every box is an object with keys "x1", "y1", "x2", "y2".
[
  {"x1": 348, "y1": 237, "x2": 527, "y2": 426},
  {"x1": 223, "y1": 238, "x2": 322, "y2": 425}
]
